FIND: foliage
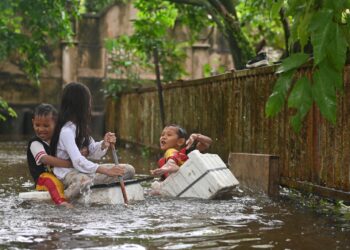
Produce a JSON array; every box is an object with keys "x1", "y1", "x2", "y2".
[
  {"x1": 0, "y1": 0, "x2": 80, "y2": 121},
  {"x1": 265, "y1": 0, "x2": 350, "y2": 131},
  {"x1": 133, "y1": 0, "x2": 189, "y2": 82},
  {"x1": 103, "y1": 35, "x2": 152, "y2": 98},
  {"x1": 203, "y1": 61, "x2": 226, "y2": 78},
  {"x1": 282, "y1": 187, "x2": 350, "y2": 220},
  {"x1": 0, "y1": 0, "x2": 80, "y2": 82},
  {"x1": 82, "y1": 0, "x2": 127, "y2": 13},
  {"x1": 0, "y1": 97, "x2": 17, "y2": 122},
  {"x1": 236, "y1": 0, "x2": 285, "y2": 51},
  {"x1": 140, "y1": 146, "x2": 152, "y2": 158},
  {"x1": 104, "y1": 0, "x2": 194, "y2": 97},
  {"x1": 167, "y1": 0, "x2": 254, "y2": 69},
  {"x1": 173, "y1": 3, "x2": 214, "y2": 43}
]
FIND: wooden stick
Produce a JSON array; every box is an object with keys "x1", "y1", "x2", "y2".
[{"x1": 111, "y1": 144, "x2": 128, "y2": 205}]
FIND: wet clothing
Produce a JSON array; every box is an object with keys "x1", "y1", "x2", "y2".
[
  {"x1": 53, "y1": 121, "x2": 135, "y2": 199},
  {"x1": 63, "y1": 164, "x2": 135, "y2": 199},
  {"x1": 36, "y1": 172, "x2": 66, "y2": 204},
  {"x1": 53, "y1": 122, "x2": 108, "y2": 180},
  {"x1": 27, "y1": 137, "x2": 51, "y2": 184},
  {"x1": 158, "y1": 148, "x2": 189, "y2": 179},
  {"x1": 27, "y1": 137, "x2": 67, "y2": 205}
]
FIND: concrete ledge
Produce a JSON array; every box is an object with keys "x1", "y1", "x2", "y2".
[{"x1": 228, "y1": 153, "x2": 279, "y2": 197}]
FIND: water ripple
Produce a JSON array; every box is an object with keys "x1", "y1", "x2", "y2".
[{"x1": 1, "y1": 140, "x2": 350, "y2": 249}]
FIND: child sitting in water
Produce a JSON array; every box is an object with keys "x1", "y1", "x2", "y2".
[
  {"x1": 27, "y1": 103, "x2": 73, "y2": 207},
  {"x1": 150, "y1": 124, "x2": 212, "y2": 184},
  {"x1": 50, "y1": 82, "x2": 135, "y2": 200}
]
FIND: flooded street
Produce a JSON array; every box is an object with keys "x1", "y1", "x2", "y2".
[{"x1": 0, "y1": 140, "x2": 350, "y2": 249}]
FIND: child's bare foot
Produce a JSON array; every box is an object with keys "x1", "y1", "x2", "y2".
[
  {"x1": 150, "y1": 189, "x2": 161, "y2": 195},
  {"x1": 150, "y1": 181, "x2": 162, "y2": 195},
  {"x1": 60, "y1": 201, "x2": 74, "y2": 208}
]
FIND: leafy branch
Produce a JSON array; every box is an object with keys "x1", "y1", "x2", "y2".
[{"x1": 265, "y1": 0, "x2": 350, "y2": 131}]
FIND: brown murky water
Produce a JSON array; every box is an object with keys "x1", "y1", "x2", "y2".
[{"x1": 0, "y1": 139, "x2": 350, "y2": 249}]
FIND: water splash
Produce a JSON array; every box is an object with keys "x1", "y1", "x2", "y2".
[{"x1": 1, "y1": 140, "x2": 350, "y2": 249}]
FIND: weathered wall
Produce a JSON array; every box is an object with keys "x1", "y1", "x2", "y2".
[
  {"x1": 107, "y1": 65, "x2": 350, "y2": 201},
  {"x1": 0, "y1": 2, "x2": 233, "y2": 133}
]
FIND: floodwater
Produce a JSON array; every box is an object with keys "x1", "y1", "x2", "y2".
[{"x1": 1, "y1": 139, "x2": 350, "y2": 250}]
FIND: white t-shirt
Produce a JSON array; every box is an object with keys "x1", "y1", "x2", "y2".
[
  {"x1": 30, "y1": 140, "x2": 49, "y2": 165},
  {"x1": 53, "y1": 121, "x2": 108, "y2": 180}
]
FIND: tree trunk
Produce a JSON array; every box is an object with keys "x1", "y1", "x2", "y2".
[
  {"x1": 206, "y1": 0, "x2": 253, "y2": 68},
  {"x1": 153, "y1": 47, "x2": 165, "y2": 128},
  {"x1": 169, "y1": 0, "x2": 254, "y2": 69},
  {"x1": 225, "y1": 25, "x2": 254, "y2": 69},
  {"x1": 279, "y1": 7, "x2": 290, "y2": 57}
]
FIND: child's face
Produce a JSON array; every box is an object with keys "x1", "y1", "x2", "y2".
[
  {"x1": 159, "y1": 126, "x2": 185, "y2": 151},
  {"x1": 32, "y1": 115, "x2": 55, "y2": 142}
]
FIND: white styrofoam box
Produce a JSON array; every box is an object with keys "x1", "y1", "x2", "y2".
[
  {"x1": 160, "y1": 150, "x2": 239, "y2": 199},
  {"x1": 19, "y1": 183, "x2": 144, "y2": 205},
  {"x1": 19, "y1": 191, "x2": 51, "y2": 200},
  {"x1": 79, "y1": 183, "x2": 144, "y2": 204}
]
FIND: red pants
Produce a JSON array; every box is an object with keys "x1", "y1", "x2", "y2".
[{"x1": 36, "y1": 172, "x2": 67, "y2": 205}]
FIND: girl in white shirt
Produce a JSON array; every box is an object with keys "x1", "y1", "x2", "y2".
[{"x1": 50, "y1": 82, "x2": 135, "y2": 200}]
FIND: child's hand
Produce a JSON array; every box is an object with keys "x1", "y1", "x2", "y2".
[
  {"x1": 150, "y1": 160, "x2": 180, "y2": 176},
  {"x1": 102, "y1": 132, "x2": 116, "y2": 149},
  {"x1": 96, "y1": 164, "x2": 125, "y2": 176},
  {"x1": 105, "y1": 165, "x2": 125, "y2": 177},
  {"x1": 150, "y1": 168, "x2": 166, "y2": 176},
  {"x1": 80, "y1": 146, "x2": 89, "y2": 157},
  {"x1": 186, "y1": 133, "x2": 199, "y2": 150},
  {"x1": 186, "y1": 133, "x2": 212, "y2": 151}
]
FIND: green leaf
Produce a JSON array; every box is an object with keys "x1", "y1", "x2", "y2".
[
  {"x1": 320, "y1": 60, "x2": 343, "y2": 91},
  {"x1": 290, "y1": 113, "x2": 303, "y2": 132},
  {"x1": 0, "y1": 97, "x2": 17, "y2": 121},
  {"x1": 312, "y1": 65, "x2": 338, "y2": 124},
  {"x1": 288, "y1": 77, "x2": 313, "y2": 132},
  {"x1": 324, "y1": 0, "x2": 348, "y2": 10},
  {"x1": 298, "y1": 13, "x2": 313, "y2": 48},
  {"x1": 203, "y1": 63, "x2": 211, "y2": 78},
  {"x1": 309, "y1": 9, "x2": 333, "y2": 32},
  {"x1": 265, "y1": 91, "x2": 286, "y2": 117},
  {"x1": 105, "y1": 39, "x2": 115, "y2": 52},
  {"x1": 265, "y1": 70, "x2": 295, "y2": 117},
  {"x1": 309, "y1": 10, "x2": 334, "y2": 65},
  {"x1": 326, "y1": 24, "x2": 347, "y2": 72},
  {"x1": 8, "y1": 107, "x2": 17, "y2": 118},
  {"x1": 270, "y1": 0, "x2": 283, "y2": 19},
  {"x1": 288, "y1": 77, "x2": 313, "y2": 108},
  {"x1": 276, "y1": 53, "x2": 309, "y2": 74}
]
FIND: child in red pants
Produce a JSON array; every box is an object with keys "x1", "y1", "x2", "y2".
[{"x1": 27, "y1": 104, "x2": 73, "y2": 207}]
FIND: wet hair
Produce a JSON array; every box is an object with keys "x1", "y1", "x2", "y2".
[
  {"x1": 33, "y1": 103, "x2": 58, "y2": 121},
  {"x1": 165, "y1": 124, "x2": 188, "y2": 140},
  {"x1": 50, "y1": 82, "x2": 92, "y2": 155}
]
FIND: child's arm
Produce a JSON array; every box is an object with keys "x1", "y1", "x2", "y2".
[
  {"x1": 101, "y1": 132, "x2": 116, "y2": 150},
  {"x1": 86, "y1": 132, "x2": 116, "y2": 160},
  {"x1": 186, "y1": 133, "x2": 212, "y2": 152},
  {"x1": 29, "y1": 141, "x2": 72, "y2": 168},
  {"x1": 40, "y1": 155, "x2": 72, "y2": 168},
  {"x1": 151, "y1": 159, "x2": 179, "y2": 176},
  {"x1": 96, "y1": 164, "x2": 125, "y2": 176}
]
